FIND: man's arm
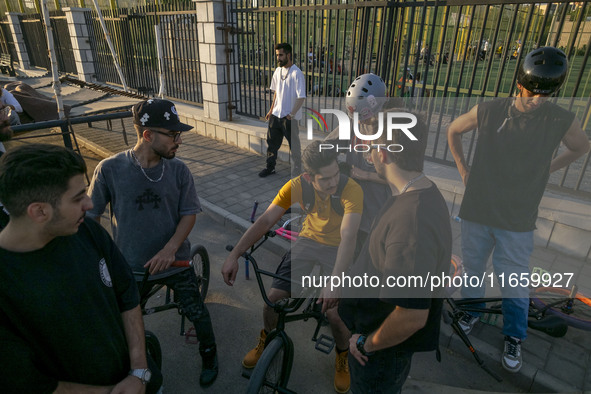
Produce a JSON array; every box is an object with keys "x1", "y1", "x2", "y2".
[
  {"x1": 287, "y1": 98, "x2": 305, "y2": 120},
  {"x1": 318, "y1": 212, "x2": 361, "y2": 312},
  {"x1": 144, "y1": 214, "x2": 196, "y2": 274},
  {"x1": 549, "y1": 118, "x2": 590, "y2": 173},
  {"x1": 447, "y1": 105, "x2": 479, "y2": 186},
  {"x1": 349, "y1": 306, "x2": 429, "y2": 366},
  {"x1": 55, "y1": 307, "x2": 147, "y2": 393},
  {"x1": 221, "y1": 203, "x2": 286, "y2": 286}
]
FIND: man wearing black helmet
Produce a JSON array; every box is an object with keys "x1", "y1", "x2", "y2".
[{"x1": 447, "y1": 47, "x2": 589, "y2": 373}]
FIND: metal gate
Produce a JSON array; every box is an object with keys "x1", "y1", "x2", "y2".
[{"x1": 20, "y1": 14, "x2": 50, "y2": 69}]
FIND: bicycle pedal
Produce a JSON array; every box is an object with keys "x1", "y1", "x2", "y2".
[{"x1": 315, "y1": 334, "x2": 335, "y2": 354}]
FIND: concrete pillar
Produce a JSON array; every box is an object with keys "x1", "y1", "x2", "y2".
[
  {"x1": 193, "y1": 0, "x2": 239, "y2": 121},
  {"x1": 63, "y1": 7, "x2": 96, "y2": 82},
  {"x1": 5, "y1": 12, "x2": 30, "y2": 70}
]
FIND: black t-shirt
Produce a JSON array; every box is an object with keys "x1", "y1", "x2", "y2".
[
  {"x1": 0, "y1": 220, "x2": 139, "y2": 393},
  {"x1": 459, "y1": 98, "x2": 575, "y2": 232},
  {"x1": 339, "y1": 183, "x2": 452, "y2": 353}
]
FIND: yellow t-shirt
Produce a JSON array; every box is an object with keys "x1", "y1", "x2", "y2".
[{"x1": 272, "y1": 175, "x2": 363, "y2": 246}]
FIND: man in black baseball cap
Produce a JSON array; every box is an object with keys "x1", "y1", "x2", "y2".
[
  {"x1": 132, "y1": 98, "x2": 193, "y2": 132},
  {"x1": 89, "y1": 98, "x2": 219, "y2": 387}
]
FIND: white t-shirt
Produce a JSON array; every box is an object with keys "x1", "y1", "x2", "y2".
[
  {"x1": 269, "y1": 64, "x2": 306, "y2": 120},
  {"x1": 1, "y1": 89, "x2": 22, "y2": 113}
]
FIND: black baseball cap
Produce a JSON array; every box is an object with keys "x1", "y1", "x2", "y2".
[{"x1": 132, "y1": 99, "x2": 193, "y2": 131}]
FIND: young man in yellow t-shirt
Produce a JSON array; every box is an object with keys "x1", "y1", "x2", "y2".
[{"x1": 222, "y1": 141, "x2": 363, "y2": 393}]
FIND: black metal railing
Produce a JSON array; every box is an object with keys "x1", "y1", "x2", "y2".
[{"x1": 232, "y1": 0, "x2": 591, "y2": 195}]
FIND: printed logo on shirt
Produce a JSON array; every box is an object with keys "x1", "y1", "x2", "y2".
[
  {"x1": 135, "y1": 188, "x2": 161, "y2": 210},
  {"x1": 99, "y1": 258, "x2": 113, "y2": 287}
]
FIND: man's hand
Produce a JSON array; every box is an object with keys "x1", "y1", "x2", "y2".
[
  {"x1": 349, "y1": 333, "x2": 368, "y2": 366},
  {"x1": 221, "y1": 256, "x2": 239, "y2": 286},
  {"x1": 460, "y1": 168, "x2": 470, "y2": 186},
  {"x1": 110, "y1": 375, "x2": 145, "y2": 394},
  {"x1": 0, "y1": 107, "x2": 12, "y2": 142},
  {"x1": 316, "y1": 286, "x2": 340, "y2": 313},
  {"x1": 265, "y1": 110, "x2": 273, "y2": 121},
  {"x1": 143, "y1": 246, "x2": 176, "y2": 275},
  {"x1": 350, "y1": 166, "x2": 369, "y2": 181}
]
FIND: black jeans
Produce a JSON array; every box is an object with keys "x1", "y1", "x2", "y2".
[
  {"x1": 142, "y1": 269, "x2": 216, "y2": 351},
  {"x1": 266, "y1": 115, "x2": 301, "y2": 171},
  {"x1": 349, "y1": 348, "x2": 413, "y2": 393}
]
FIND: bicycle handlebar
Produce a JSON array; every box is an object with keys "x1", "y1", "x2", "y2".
[{"x1": 226, "y1": 234, "x2": 318, "y2": 315}]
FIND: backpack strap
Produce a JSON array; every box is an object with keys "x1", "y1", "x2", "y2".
[
  {"x1": 329, "y1": 174, "x2": 349, "y2": 217},
  {"x1": 301, "y1": 174, "x2": 349, "y2": 217},
  {"x1": 300, "y1": 176, "x2": 316, "y2": 214}
]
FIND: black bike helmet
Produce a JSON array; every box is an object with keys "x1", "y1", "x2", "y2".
[
  {"x1": 517, "y1": 47, "x2": 568, "y2": 95},
  {"x1": 345, "y1": 73, "x2": 387, "y2": 121}
]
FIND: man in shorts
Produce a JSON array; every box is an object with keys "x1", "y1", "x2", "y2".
[{"x1": 222, "y1": 140, "x2": 363, "y2": 393}]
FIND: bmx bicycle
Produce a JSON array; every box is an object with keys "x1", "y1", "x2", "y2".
[{"x1": 227, "y1": 231, "x2": 334, "y2": 394}]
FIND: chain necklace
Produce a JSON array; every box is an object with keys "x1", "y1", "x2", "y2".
[
  {"x1": 130, "y1": 149, "x2": 165, "y2": 183},
  {"x1": 399, "y1": 173, "x2": 425, "y2": 194},
  {"x1": 281, "y1": 65, "x2": 292, "y2": 81}
]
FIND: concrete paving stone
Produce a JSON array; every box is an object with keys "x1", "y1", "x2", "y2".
[
  {"x1": 547, "y1": 222, "x2": 591, "y2": 260},
  {"x1": 521, "y1": 331, "x2": 552, "y2": 363},
  {"x1": 550, "y1": 255, "x2": 584, "y2": 278},
  {"x1": 544, "y1": 355, "x2": 585, "y2": 389},
  {"x1": 530, "y1": 247, "x2": 557, "y2": 265},
  {"x1": 549, "y1": 340, "x2": 590, "y2": 369},
  {"x1": 225, "y1": 173, "x2": 241, "y2": 180}
]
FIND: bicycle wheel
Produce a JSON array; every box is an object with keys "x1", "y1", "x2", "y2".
[
  {"x1": 531, "y1": 287, "x2": 591, "y2": 331},
  {"x1": 191, "y1": 244, "x2": 210, "y2": 300},
  {"x1": 145, "y1": 330, "x2": 162, "y2": 369},
  {"x1": 246, "y1": 336, "x2": 293, "y2": 394}
]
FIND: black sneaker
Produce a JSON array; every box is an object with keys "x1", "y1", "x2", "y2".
[
  {"x1": 502, "y1": 336, "x2": 522, "y2": 373},
  {"x1": 200, "y1": 346, "x2": 219, "y2": 387},
  {"x1": 258, "y1": 168, "x2": 276, "y2": 177}
]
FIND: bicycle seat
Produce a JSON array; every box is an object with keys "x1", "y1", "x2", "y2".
[{"x1": 527, "y1": 315, "x2": 568, "y2": 338}]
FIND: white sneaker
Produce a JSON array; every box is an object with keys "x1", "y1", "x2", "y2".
[
  {"x1": 458, "y1": 314, "x2": 479, "y2": 334},
  {"x1": 502, "y1": 336, "x2": 522, "y2": 373}
]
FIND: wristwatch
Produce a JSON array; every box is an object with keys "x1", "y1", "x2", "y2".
[
  {"x1": 129, "y1": 368, "x2": 152, "y2": 384},
  {"x1": 356, "y1": 334, "x2": 375, "y2": 357}
]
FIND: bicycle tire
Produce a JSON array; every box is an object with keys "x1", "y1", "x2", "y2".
[
  {"x1": 246, "y1": 336, "x2": 293, "y2": 394},
  {"x1": 531, "y1": 287, "x2": 591, "y2": 331},
  {"x1": 191, "y1": 244, "x2": 210, "y2": 300},
  {"x1": 145, "y1": 330, "x2": 162, "y2": 369}
]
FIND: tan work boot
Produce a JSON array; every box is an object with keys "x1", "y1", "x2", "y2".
[
  {"x1": 334, "y1": 349, "x2": 350, "y2": 393},
  {"x1": 242, "y1": 329, "x2": 267, "y2": 368}
]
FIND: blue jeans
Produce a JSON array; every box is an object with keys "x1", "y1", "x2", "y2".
[
  {"x1": 460, "y1": 220, "x2": 533, "y2": 340},
  {"x1": 349, "y1": 349, "x2": 413, "y2": 393}
]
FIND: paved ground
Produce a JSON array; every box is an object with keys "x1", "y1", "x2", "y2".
[{"x1": 3, "y1": 75, "x2": 591, "y2": 392}]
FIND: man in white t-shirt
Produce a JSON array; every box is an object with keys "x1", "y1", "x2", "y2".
[{"x1": 259, "y1": 43, "x2": 306, "y2": 178}]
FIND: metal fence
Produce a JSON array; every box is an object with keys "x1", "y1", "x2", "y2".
[
  {"x1": 232, "y1": 0, "x2": 591, "y2": 194},
  {"x1": 86, "y1": 3, "x2": 202, "y2": 103}
]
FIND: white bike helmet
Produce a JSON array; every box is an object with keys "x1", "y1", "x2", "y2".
[{"x1": 345, "y1": 73, "x2": 387, "y2": 121}]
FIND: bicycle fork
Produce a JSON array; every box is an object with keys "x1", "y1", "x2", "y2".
[{"x1": 445, "y1": 298, "x2": 503, "y2": 382}]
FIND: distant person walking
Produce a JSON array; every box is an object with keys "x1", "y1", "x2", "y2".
[
  {"x1": 447, "y1": 47, "x2": 589, "y2": 373},
  {"x1": 259, "y1": 43, "x2": 306, "y2": 177}
]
